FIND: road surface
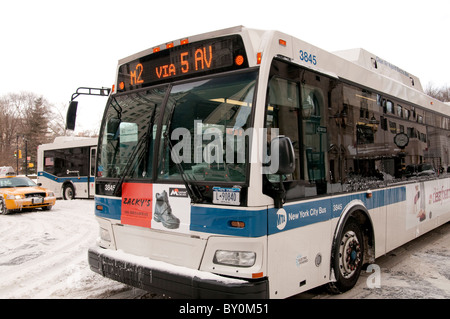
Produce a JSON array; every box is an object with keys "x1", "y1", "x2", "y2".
[{"x1": 0, "y1": 199, "x2": 449, "y2": 299}]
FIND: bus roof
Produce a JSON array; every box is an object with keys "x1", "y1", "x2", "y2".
[
  {"x1": 118, "y1": 26, "x2": 248, "y2": 66},
  {"x1": 115, "y1": 26, "x2": 449, "y2": 117},
  {"x1": 333, "y1": 48, "x2": 423, "y2": 93},
  {"x1": 38, "y1": 136, "x2": 98, "y2": 151}
]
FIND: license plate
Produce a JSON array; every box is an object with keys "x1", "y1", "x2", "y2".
[
  {"x1": 32, "y1": 197, "x2": 43, "y2": 204},
  {"x1": 213, "y1": 187, "x2": 240, "y2": 206}
]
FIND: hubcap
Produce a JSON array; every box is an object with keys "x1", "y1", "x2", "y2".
[
  {"x1": 65, "y1": 188, "x2": 74, "y2": 200},
  {"x1": 339, "y1": 230, "x2": 362, "y2": 278}
]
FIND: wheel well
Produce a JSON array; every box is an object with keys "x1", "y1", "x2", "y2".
[
  {"x1": 345, "y1": 208, "x2": 375, "y2": 266},
  {"x1": 328, "y1": 204, "x2": 376, "y2": 293},
  {"x1": 333, "y1": 205, "x2": 376, "y2": 266},
  {"x1": 62, "y1": 182, "x2": 75, "y2": 195}
]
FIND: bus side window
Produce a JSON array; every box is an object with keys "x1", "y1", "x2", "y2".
[
  {"x1": 266, "y1": 77, "x2": 301, "y2": 182},
  {"x1": 301, "y1": 85, "x2": 326, "y2": 186},
  {"x1": 90, "y1": 148, "x2": 96, "y2": 176},
  {"x1": 264, "y1": 76, "x2": 308, "y2": 202}
]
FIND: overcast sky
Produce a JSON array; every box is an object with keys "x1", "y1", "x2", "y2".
[{"x1": 1, "y1": 0, "x2": 449, "y2": 133}]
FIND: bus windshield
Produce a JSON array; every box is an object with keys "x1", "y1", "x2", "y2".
[
  {"x1": 98, "y1": 69, "x2": 258, "y2": 183},
  {"x1": 97, "y1": 87, "x2": 167, "y2": 179}
]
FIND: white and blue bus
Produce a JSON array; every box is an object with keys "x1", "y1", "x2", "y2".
[
  {"x1": 69, "y1": 26, "x2": 450, "y2": 298},
  {"x1": 37, "y1": 136, "x2": 98, "y2": 200}
]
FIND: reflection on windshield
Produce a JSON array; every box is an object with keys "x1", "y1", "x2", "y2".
[
  {"x1": 0, "y1": 177, "x2": 37, "y2": 188},
  {"x1": 97, "y1": 70, "x2": 258, "y2": 183},
  {"x1": 158, "y1": 70, "x2": 257, "y2": 182},
  {"x1": 97, "y1": 87, "x2": 167, "y2": 179}
]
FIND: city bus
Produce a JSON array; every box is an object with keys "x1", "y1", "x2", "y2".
[
  {"x1": 70, "y1": 26, "x2": 450, "y2": 298},
  {"x1": 37, "y1": 136, "x2": 98, "y2": 200}
]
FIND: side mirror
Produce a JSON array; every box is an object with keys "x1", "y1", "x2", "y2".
[
  {"x1": 269, "y1": 136, "x2": 295, "y2": 209},
  {"x1": 271, "y1": 136, "x2": 295, "y2": 175},
  {"x1": 66, "y1": 101, "x2": 78, "y2": 130}
]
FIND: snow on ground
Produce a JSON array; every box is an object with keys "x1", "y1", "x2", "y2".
[
  {"x1": 0, "y1": 199, "x2": 139, "y2": 299},
  {"x1": 294, "y1": 221, "x2": 450, "y2": 299},
  {"x1": 1, "y1": 198, "x2": 449, "y2": 299}
]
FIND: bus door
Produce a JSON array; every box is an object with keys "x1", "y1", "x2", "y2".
[
  {"x1": 264, "y1": 62, "x2": 333, "y2": 297},
  {"x1": 89, "y1": 147, "x2": 97, "y2": 198}
]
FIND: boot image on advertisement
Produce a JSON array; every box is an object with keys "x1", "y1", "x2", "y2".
[{"x1": 154, "y1": 190, "x2": 180, "y2": 229}]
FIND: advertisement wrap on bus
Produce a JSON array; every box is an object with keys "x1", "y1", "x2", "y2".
[{"x1": 66, "y1": 26, "x2": 450, "y2": 299}]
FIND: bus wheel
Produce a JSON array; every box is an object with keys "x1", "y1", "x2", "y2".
[
  {"x1": 0, "y1": 198, "x2": 11, "y2": 215},
  {"x1": 63, "y1": 185, "x2": 75, "y2": 200},
  {"x1": 330, "y1": 220, "x2": 364, "y2": 293}
]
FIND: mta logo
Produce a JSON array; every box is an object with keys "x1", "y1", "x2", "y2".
[{"x1": 276, "y1": 209, "x2": 287, "y2": 230}]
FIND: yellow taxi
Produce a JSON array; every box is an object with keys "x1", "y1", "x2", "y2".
[{"x1": 0, "y1": 174, "x2": 56, "y2": 215}]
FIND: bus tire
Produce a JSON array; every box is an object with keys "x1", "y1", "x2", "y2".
[
  {"x1": 329, "y1": 220, "x2": 364, "y2": 293},
  {"x1": 63, "y1": 184, "x2": 75, "y2": 200}
]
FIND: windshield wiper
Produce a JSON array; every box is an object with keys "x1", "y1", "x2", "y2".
[
  {"x1": 162, "y1": 97, "x2": 204, "y2": 204},
  {"x1": 163, "y1": 130, "x2": 204, "y2": 204},
  {"x1": 113, "y1": 132, "x2": 148, "y2": 196}
]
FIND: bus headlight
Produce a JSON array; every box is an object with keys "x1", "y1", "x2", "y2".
[
  {"x1": 100, "y1": 227, "x2": 111, "y2": 242},
  {"x1": 213, "y1": 250, "x2": 256, "y2": 267}
]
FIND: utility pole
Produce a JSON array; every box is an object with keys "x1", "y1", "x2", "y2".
[
  {"x1": 25, "y1": 138, "x2": 28, "y2": 176},
  {"x1": 16, "y1": 135, "x2": 19, "y2": 174}
]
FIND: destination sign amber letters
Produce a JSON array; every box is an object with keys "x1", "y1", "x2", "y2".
[
  {"x1": 117, "y1": 35, "x2": 248, "y2": 91},
  {"x1": 130, "y1": 63, "x2": 144, "y2": 85},
  {"x1": 154, "y1": 46, "x2": 213, "y2": 79}
]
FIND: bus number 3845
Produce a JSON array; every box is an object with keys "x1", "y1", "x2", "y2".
[{"x1": 299, "y1": 50, "x2": 317, "y2": 65}]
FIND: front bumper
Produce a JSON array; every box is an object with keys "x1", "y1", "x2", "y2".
[
  {"x1": 88, "y1": 246, "x2": 269, "y2": 299},
  {"x1": 5, "y1": 196, "x2": 56, "y2": 210}
]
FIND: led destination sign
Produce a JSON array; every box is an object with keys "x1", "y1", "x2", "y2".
[{"x1": 117, "y1": 35, "x2": 248, "y2": 91}]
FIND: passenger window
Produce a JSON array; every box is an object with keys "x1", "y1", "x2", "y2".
[
  {"x1": 264, "y1": 64, "x2": 330, "y2": 200},
  {"x1": 301, "y1": 84, "x2": 326, "y2": 185},
  {"x1": 265, "y1": 77, "x2": 301, "y2": 181}
]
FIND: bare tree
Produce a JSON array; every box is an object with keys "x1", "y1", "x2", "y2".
[
  {"x1": 0, "y1": 93, "x2": 25, "y2": 167},
  {"x1": 47, "y1": 102, "x2": 68, "y2": 137},
  {"x1": 0, "y1": 92, "x2": 66, "y2": 173},
  {"x1": 425, "y1": 82, "x2": 450, "y2": 102}
]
